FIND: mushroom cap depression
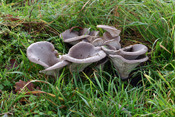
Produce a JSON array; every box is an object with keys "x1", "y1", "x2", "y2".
[
  {"x1": 27, "y1": 41, "x2": 60, "y2": 68},
  {"x1": 62, "y1": 42, "x2": 106, "y2": 63}
]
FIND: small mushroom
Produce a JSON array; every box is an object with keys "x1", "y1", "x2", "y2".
[
  {"x1": 60, "y1": 27, "x2": 90, "y2": 45},
  {"x1": 96, "y1": 25, "x2": 121, "y2": 49},
  {"x1": 86, "y1": 31, "x2": 100, "y2": 42},
  {"x1": 104, "y1": 39, "x2": 121, "y2": 50},
  {"x1": 62, "y1": 42, "x2": 106, "y2": 72},
  {"x1": 27, "y1": 41, "x2": 69, "y2": 76},
  {"x1": 91, "y1": 38, "x2": 104, "y2": 46},
  {"x1": 97, "y1": 25, "x2": 121, "y2": 37}
]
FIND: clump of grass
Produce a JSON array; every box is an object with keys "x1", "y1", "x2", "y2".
[{"x1": 0, "y1": 0, "x2": 174, "y2": 116}]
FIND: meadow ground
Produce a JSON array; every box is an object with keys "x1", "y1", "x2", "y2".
[{"x1": 0, "y1": 0, "x2": 174, "y2": 116}]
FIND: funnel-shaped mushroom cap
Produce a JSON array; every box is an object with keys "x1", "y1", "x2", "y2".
[
  {"x1": 96, "y1": 25, "x2": 121, "y2": 50},
  {"x1": 109, "y1": 54, "x2": 148, "y2": 79},
  {"x1": 102, "y1": 32, "x2": 121, "y2": 49},
  {"x1": 60, "y1": 28, "x2": 90, "y2": 45},
  {"x1": 60, "y1": 29, "x2": 79, "y2": 40},
  {"x1": 97, "y1": 25, "x2": 121, "y2": 37},
  {"x1": 62, "y1": 42, "x2": 106, "y2": 72},
  {"x1": 114, "y1": 44, "x2": 148, "y2": 60},
  {"x1": 27, "y1": 41, "x2": 69, "y2": 76},
  {"x1": 27, "y1": 41, "x2": 60, "y2": 68},
  {"x1": 62, "y1": 42, "x2": 106, "y2": 63}
]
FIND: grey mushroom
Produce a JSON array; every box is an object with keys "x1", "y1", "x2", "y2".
[
  {"x1": 109, "y1": 54, "x2": 148, "y2": 80},
  {"x1": 107, "y1": 44, "x2": 148, "y2": 79},
  {"x1": 91, "y1": 38, "x2": 104, "y2": 46},
  {"x1": 27, "y1": 25, "x2": 149, "y2": 81},
  {"x1": 97, "y1": 25, "x2": 121, "y2": 37},
  {"x1": 27, "y1": 41, "x2": 69, "y2": 76},
  {"x1": 62, "y1": 42, "x2": 106, "y2": 72},
  {"x1": 95, "y1": 25, "x2": 121, "y2": 49},
  {"x1": 60, "y1": 27, "x2": 90, "y2": 45},
  {"x1": 87, "y1": 30, "x2": 100, "y2": 42}
]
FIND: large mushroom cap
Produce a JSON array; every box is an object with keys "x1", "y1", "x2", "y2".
[
  {"x1": 62, "y1": 42, "x2": 106, "y2": 63},
  {"x1": 27, "y1": 41, "x2": 59, "y2": 68}
]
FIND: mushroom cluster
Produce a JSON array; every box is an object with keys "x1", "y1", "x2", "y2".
[{"x1": 27, "y1": 25, "x2": 148, "y2": 80}]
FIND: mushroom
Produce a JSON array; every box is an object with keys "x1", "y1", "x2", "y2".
[
  {"x1": 107, "y1": 44, "x2": 148, "y2": 79},
  {"x1": 26, "y1": 25, "x2": 149, "y2": 82},
  {"x1": 97, "y1": 25, "x2": 121, "y2": 37},
  {"x1": 60, "y1": 27, "x2": 90, "y2": 45},
  {"x1": 61, "y1": 42, "x2": 106, "y2": 72},
  {"x1": 91, "y1": 38, "x2": 104, "y2": 46},
  {"x1": 109, "y1": 54, "x2": 148, "y2": 80},
  {"x1": 86, "y1": 31, "x2": 100, "y2": 44},
  {"x1": 95, "y1": 25, "x2": 121, "y2": 49},
  {"x1": 27, "y1": 41, "x2": 69, "y2": 76}
]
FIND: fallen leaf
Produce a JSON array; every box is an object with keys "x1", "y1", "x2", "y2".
[
  {"x1": 15, "y1": 80, "x2": 35, "y2": 92},
  {"x1": 6, "y1": 14, "x2": 13, "y2": 17},
  {"x1": 2, "y1": 14, "x2": 20, "y2": 21}
]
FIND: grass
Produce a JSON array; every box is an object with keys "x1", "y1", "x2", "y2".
[{"x1": 0, "y1": 0, "x2": 175, "y2": 116}]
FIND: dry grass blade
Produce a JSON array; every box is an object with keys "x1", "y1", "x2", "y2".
[
  {"x1": 25, "y1": 90, "x2": 64, "y2": 101},
  {"x1": 19, "y1": 80, "x2": 48, "y2": 93},
  {"x1": 159, "y1": 42, "x2": 171, "y2": 54},
  {"x1": 18, "y1": 80, "x2": 64, "y2": 101},
  {"x1": 81, "y1": 0, "x2": 90, "y2": 11}
]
